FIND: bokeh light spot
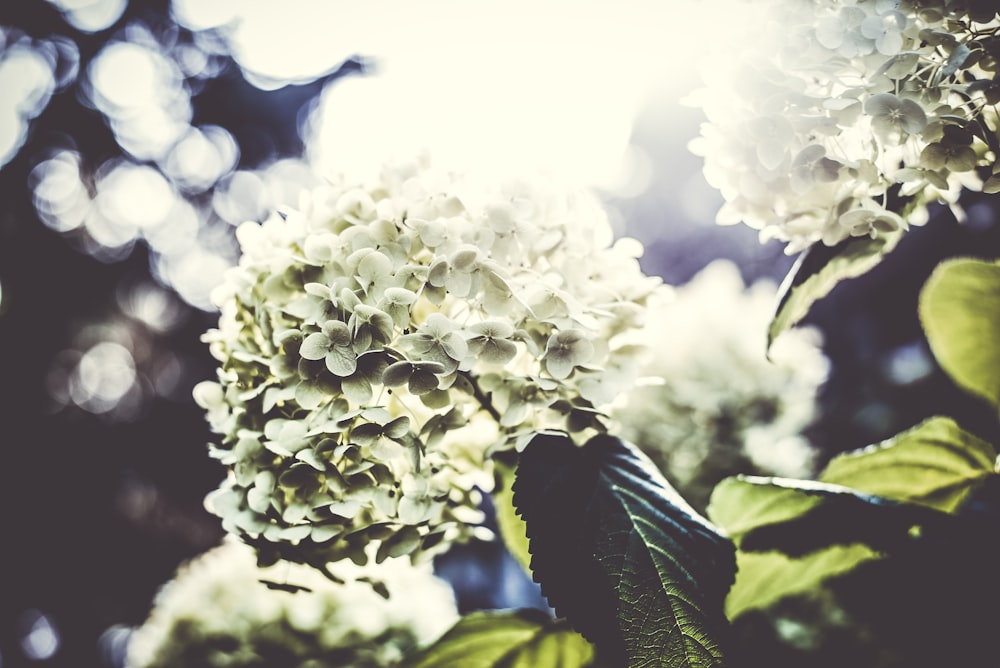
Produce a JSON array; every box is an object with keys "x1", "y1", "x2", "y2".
[
  {"x1": 0, "y1": 47, "x2": 55, "y2": 117},
  {"x1": 69, "y1": 340, "x2": 138, "y2": 414},
  {"x1": 117, "y1": 280, "x2": 186, "y2": 333},
  {"x1": 171, "y1": 0, "x2": 239, "y2": 31},
  {"x1": 17, "y1": 610, "x2": 61, "y2": 661},
  {"x1": 0, "y1": 42, "x2": 57, "y2": 167},
  {"x1": 0, "y1": 109, "x2": 23, "y2": 167},
  {"x1": 31, "y1": 150, "x2": 90, "y2": 233},
  {"x1": 156, "y1": 247, "x2": 232, "y2": 311},
  {"x1": 164, "y1": 125, "x2": 238, "y2": 193},
  {"x1": 95, "y1": 162, "x2": 175, "y2": 230},
  {"x1": 882, "y1": 341, "x2": 935, "y2": 386},
  {"x1": 142, "y1": 196, "x2": 200, "y2": 256},
  {"x1": 88, "y1": 37, "x2": 190, "y2": 160},
  {"x1": 97, "y1": 625, "x2": 132, "y2": 668},
  {"x1": 89, "y1": 42, "x2": 161, "y2": 110},
  {"x1": 47, "y1": 0, "x2": 128, "y2": 33},
  {"x1": 212, "y1": 170, "x2": 266, "y2": 225}
]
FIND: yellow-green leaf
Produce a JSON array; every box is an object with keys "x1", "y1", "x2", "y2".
[
  {"x1": 493, "y1": 460, "x2": 533, "y2": 575},
  {"x1": 723, "y1": 546, "x2": 877, "y2": 619},
  {"x1": 769, "y1": 231, "x2": 901, "y2": 352},
  {"x1": 919, "y1": 257, "x2": 1000, "y2": 410},
  {"x1": 707, "y1": 477, "x2": 880, "y2": 619},
  {"x1": 402, "y1": 609, "x2": 595, "y2": 668},
  {"x1": 820, "y1": 416, "x2": 997, "y2": 512}
]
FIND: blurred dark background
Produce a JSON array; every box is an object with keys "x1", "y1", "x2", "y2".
[{"x1": 3, "y1": 1, "x2": 1000, "y2": 666}]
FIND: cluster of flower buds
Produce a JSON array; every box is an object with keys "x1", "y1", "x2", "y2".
[
  {"x1": 126, "y1": 539, "x2": 458, "y2": 667},
  {"x1": 196, "y1": 155, "x2": 660, "y2": 568},
  {"x1": 690, "y1": 0, "x2": 1000, "y2": 252}
]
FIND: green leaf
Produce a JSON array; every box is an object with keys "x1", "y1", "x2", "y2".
[
  {"x1": 769, "y1": 231, "x2": 901, "y2": 352},
  {"x1": 493, "y1": 460, "x2": 533, "y2": 575},
  {"x1": 402, "y1": 609, "x2": 596, "y2": 668},
  {"x1": 707, "y1": 477, "x2": 880, "y2": 618},
  {"x1": 919, "y1": 257, "x2": 1000, "y2": 410},
  {"x1": 820, "y1": 415, "x2": 997, "y2": 512},
  {"x1": 513, "y1": 433, "x2": 735, "y2": 667},
  {"x1": 721, "y1": 476, "x2": 950, "y2": 557},
  {"x1": 708, "y1": 476, "x2": 821, "y2": 544},
  {"x1": 723, "y1": 547, "x2": 876, "y2": 619},
  {"x1": 710, "y1": 474, "x2": 1000, "y2": 621},
  {"x1": 983, "y1": 174, "x2": 1000, "y2": 194}
]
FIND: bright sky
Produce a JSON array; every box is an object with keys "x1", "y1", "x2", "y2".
[{"x1": 174, "y1": 0, "x2": 748, "y2": 187}]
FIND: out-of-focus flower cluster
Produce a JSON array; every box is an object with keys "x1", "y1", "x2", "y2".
[
  {"x1": 196, "y1": 154, "x2": 659, "y2": 569},
  {"x1": 124, "y1": 539, "x2": 458, "y2": 668},
  {"x1": 689, "y1": 0, "x2": 1000, "y2": 253},
  {"x1": 609, "y1": 260, "x2": 830, "y2": 510}
]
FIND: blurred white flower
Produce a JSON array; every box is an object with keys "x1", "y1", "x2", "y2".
[
  {"x1": 609, "y1": 260, "x2": 830, "y2": 510},
  {"x1": 689, "y1": 0, "x2": 1000, "y2": 253},
  {"x1": 125, "y1": 539, "x2": 458, "y2": 668},
  {"x1": 198, "y1": 154, "x2": 659, "y2": 568}
]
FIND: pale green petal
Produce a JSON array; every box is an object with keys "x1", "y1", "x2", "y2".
[
  {"x1": 409, "y1": 368, "x2": 441, "y2": 395},
  {"x1": 325, "y1": 347, "x2": 357, "y2": 377},
  {"x1": 382, "y1": 361, "x2": 414, "y2": 387},
  {"x1": 864, "y1": 92, "x2": 899, "y2": 117},
  {"x1": 247, "y1": 485, "x2": 273, "y2": 513},
  {"x1": 341, "y1": 374, "x2": 373, "y2": 405},
  {"x1": 898, "y1": 98, "x2": 928, "y2": 133},
  {"x1": 299, "y1": 333, "x2": 330, "y2": 361},
  {"x1": 470, "y1": 320, "x2": 515, "y2": 339},
  {"x1": 327, "y1": 498, "x2": 363, "y2": 517},
  {"x1": 398, "y1": 495, "x2": 439, "y2": 524},
  {"x1": 480, "y1": 338, "x2": 518, "y2": 365},
  {"x1": 322, "y1": 319, "x2": 352, "y2": 345}
]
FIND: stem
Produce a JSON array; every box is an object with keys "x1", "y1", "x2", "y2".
[{"x1": 459, "y1": 370, "x2": 502, "y2": 423}]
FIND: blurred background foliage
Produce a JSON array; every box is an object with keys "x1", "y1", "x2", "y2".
[{"x1": 3, "y1": 0, "x2": 1000, "y2": 665}]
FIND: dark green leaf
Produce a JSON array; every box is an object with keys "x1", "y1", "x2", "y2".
[
  {"x1": 513, "y1": 433, "x2": 735, "y2": 667},
  {"x1": 919, "y1": 257, "x2": 1000, "y2": 410},
  {"x1": 820, "y1": 416, "x2": 997, "y2": 512},
  {"x1": 402, "y1": 609, "x2": 595, "y2": 668},
  {"x1": 769, "y1": 231, "x2": 901, "y2": 352},
  {"x1": 258, "y1": 579, "x2": 313, "y2": 594}
]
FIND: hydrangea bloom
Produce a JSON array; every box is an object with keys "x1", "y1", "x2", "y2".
[
  {"x1": 196, "y1": 155, "x2": 659, "y2": 569},
  {"x1": 609, "y1": 261, "x2": 830, "y2": 510},
  {"x1": 689, "y1": 1, "x2": 1000, "y2": 253},
  {"x1": 125, "y1": 539, "x2": 458, "y2": 668}
]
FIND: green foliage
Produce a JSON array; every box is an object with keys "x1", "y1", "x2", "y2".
[
  {"x1": 512, "y1": 433, "x2": 735, "y2": 667},
  {"x1": 820, "y1": 415, "x2": 997, "y2": 512},
  {"x1": 707, "y1": 477, "x2": 880, "y2": 618},
  {"x1": 768, "y1": 232, "x2": 900, "y2": 352},
  {"x1": 718, "y1": 477, "x2": 950, "y2": 558},
  {"x1": 492, "y1": 459, "x2": 533, "y2": 575},
  {"x1": 402, "y1": 609, "x2": 595, "y2": 668},
  {"x1": 919, "y1": 256, "x2": 1000, "y2": 411},
  {"x1": 722, "y1": 547, "x2": 876, "y2": 621},
  {"x1": 709, "y1": 454, "x2": 996, "y2": 621},
  {"x1": 709, "y1": 246, "x2": 1000, "y2": 660}
]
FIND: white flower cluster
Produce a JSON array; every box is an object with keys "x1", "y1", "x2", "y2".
[
  {"x1": 196, "y1": 154, "x2": 659, "y2": 568},
  {"x1": 125, "y1": 539, "x2": 458, "y2": 668},
  {"x1": 609, "y1": 261, "x2": 830, "y2": 510},
  {"x1": 690, "y1": 0, "x2": 1000, "y2": 253}
]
